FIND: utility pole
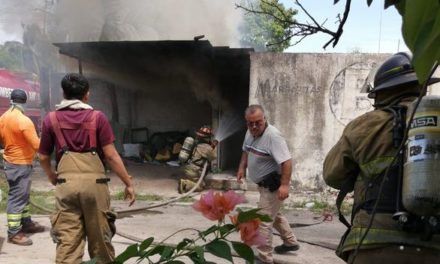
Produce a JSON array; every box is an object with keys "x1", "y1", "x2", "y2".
[{"x1": 378, "y1": 9, "x2": 382, "y2": 53}]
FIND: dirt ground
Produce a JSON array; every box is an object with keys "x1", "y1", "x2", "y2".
[{"x1": 0, "y1": 162, "x2": 346, "y2": 264}]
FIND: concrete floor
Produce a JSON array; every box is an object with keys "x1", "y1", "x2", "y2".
[{"x1": 0, "y1": 162, "x2": 346, "y2": 264}]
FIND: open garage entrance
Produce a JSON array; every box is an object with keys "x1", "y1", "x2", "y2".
[{"x1": 53, "y1": 40, "x2": 252, "y2": 173}]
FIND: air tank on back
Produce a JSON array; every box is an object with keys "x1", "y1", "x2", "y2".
[
  {"x1": 178, "y1": 136, "x2": 195, "y2": 163},
  {"x1": 403, "y1": 95, "x2": 440, "y2": 216}
]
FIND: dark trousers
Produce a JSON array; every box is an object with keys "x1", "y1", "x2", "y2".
[{"x1": 4, "y1": 161, "x2": 33, "y2": 236}]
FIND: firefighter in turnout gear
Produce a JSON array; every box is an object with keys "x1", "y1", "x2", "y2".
[
  {"x1": 323, "y1": 52, "x2": 440, "y2": 263},
  {"x1": 1, "y1": 89, "x2": 43, "y2": 246},
  {"x1": 38, "y1": 73, "x2": 135, "y2": 264},
  {"x1": 178, "y1": 125, "x2": 218, "y2": 193}
]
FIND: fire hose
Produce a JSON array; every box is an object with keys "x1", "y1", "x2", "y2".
[{"x1": 29, "y1": 162, "x2": 335, "y2": 252}]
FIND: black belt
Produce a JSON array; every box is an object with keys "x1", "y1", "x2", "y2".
[{"x1": 56, "y1": 178, "x2": 110, "y2": 184}]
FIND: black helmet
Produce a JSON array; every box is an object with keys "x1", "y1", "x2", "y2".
[
  {"x1": 10, "y1": 89, "x2": 27, "y2": 104},
  {"x1": 368, "y1": 52, "x2": 440, "y2": 98}
]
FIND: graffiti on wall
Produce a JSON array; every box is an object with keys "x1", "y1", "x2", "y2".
[
  {"x1": 329, "y1": 62, "x2": 378, "y2": 126},
  {"x1": 255, "y1": 75, "x2": 322, "y2": 99}
]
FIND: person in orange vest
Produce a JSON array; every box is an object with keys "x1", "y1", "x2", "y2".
[
  {"x1": 0, "y1": 89, "x2": 43, "y2": 246},
  {"x1": 39, "y1": 73, "x2": 135, "y2": 264}
]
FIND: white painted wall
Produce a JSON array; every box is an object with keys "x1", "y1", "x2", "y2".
[{"x1": 249, "y1": 52, "x2": 391, "y2": 188}]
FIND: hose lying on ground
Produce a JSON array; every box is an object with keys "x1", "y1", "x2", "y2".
[
  {"x1": 29, "y1": 162, "x2": 335, "y2": 251},
  {"x1": 30, "y1": 162, "x2": 208, "y2": 215}
]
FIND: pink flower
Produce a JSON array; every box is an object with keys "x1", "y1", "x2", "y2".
[
  {"x1": 192, "y1": 190, "x2": 245, "y2": 221},
  {"x1": 230, "y1": 215, "x2": 265, "y2": 247}
]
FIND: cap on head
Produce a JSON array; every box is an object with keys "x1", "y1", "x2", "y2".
[
  {"x1": 368, "y1": 52, "x2": 440, "y2": 99},
  {"x1": 196, "y1": 125, "x2": 212, "y2": 138},
  {"x1": 10, "y1": 89, "x2": 27, "y2": 104}
]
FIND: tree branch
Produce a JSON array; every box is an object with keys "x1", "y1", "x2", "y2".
[
  {"x1": 236, "y1": 0, "x2": 353, "y2": 51},
  {"x1": 323, "y1": 0, "x2": 352, "y2": 49}
]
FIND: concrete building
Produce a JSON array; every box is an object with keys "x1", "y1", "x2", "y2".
[{"x1": 50, "y1": 40, "x2": 437, "y2": 189}]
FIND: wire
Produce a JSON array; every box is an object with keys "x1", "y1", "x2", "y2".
[{"x1": 349, "y1": 62, "x2": 440, "y2": 264}]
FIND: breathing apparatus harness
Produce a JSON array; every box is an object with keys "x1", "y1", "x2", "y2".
[
  {"x1": 345, "y1": 63, "x2": 440, "y2": 263},
  {"x1": 179, "y1": 136, "x2": 210, "y2": 166}
]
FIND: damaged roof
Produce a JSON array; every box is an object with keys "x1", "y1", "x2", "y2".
[{"x1": 53, "y1": 40, "x2": 253, "y2": 66}]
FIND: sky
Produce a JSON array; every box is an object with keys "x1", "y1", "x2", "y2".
[{"x1": 280, "y1": 0, "x2": 407, "y2": 53}]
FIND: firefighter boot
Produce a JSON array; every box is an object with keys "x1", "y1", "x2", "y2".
[
  {"x1": 22, "y1": 221, "x2": 45, "y2": 234},
  {"x1": 8, "y1": 231, "x2": 33, "y2": 246},
  {"x1": 178, "y1": 179, "x2": 203, "y2": 194}
]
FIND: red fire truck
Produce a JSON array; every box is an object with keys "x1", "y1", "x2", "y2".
[{"x1": 0, "y1": 69, "x2": 41, "y2": 130}]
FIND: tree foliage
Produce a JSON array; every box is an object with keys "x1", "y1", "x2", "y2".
[
  {"x1": 237, "y1": 0, "x2": 440, "y2": 84},
  {"x1": 239, "y1": 0, "x2": 297, "y2": 52},
  {"x1": 393, "y1": 0, "x2": 440, "y2": 83},
  {"x1": 0, "y1": 44, "x2": 21, "y2": 71}
]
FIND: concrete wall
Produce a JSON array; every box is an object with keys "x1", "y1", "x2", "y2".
[{"x1": 249, "y1": 52, "x2": 391, "y2": 189}]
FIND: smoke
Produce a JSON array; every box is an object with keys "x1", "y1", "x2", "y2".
[
  {"x1": 0, "y1": 0, "x2": 247, "y2": 120},
  {"x1": 214, "y1": 111, "x2": 245, "y2": 142},
  {"x1": 0, "y1": 0, "x2": 244, "y2": 47},
  {"x1": 0, "y1": 0, "x2": 46, "y2": 40}
]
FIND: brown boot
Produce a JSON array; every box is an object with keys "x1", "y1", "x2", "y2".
[
  {"x1": 22, "y1": 221, "x2": 45, "y2": 234},
  {"x1": 8, "y1": 231, "x2": 33, "y2": 246}
]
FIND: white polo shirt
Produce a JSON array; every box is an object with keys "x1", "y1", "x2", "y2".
[{"x1": 242, "y1": 124, "x2": 291, "y2": 183}]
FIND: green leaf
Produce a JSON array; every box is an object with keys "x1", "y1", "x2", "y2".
[
  {"x1": 148, "y1": 245, "x2": 166, "y2": 256},
  {"x1": 219, "y1": 224, "x2": 236, "y2": 236},
  {"x1": 167, "y1": 261, "x2": 185, "y2": 264},
  {"x1": 238, "y1": 208, "x2": 272, "y2": 223},
  {"x1": 194, "y1": 246, "x2": 205, "y2": 258},
  {"x1": 159, "y1": 246, "x2": 175, "y2": 261},
  {"x1": 237, "y1": 208, "x2": 261, "y2": 223},
  {"x1": 231, "y1": 242, "x2": 255, "y2": 264},
  {"x1": 205, "y1": 240, "x2": 233, "y2": 263},
  {"x1": 201, "y1": 225, "x2": 219, "y2": 237},
  {"x1": 188, "y1": 246, "x2": 205, "y2": 264},
  {"x1": 176, "y1": 239, "x2": 192, "y2": 251},
  {"x1": 114, "y1": 244, "x2": 139, "y2": 263},
  {"x1": 393, "y1": 0, "x2": 406, "y2": 16},
  {"x1": 139, "y1": 237, "x2": 154, "y2": 251},
  {"x1": 401, "y1": 0, "x2": 440, "y2": 83}
]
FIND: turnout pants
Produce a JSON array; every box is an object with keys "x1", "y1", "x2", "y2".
[
  {"x1": 51, "y1": 152, "x2": 116, "y2": 264},
  {"x1": 257, "y1": 187, "x2": 298, "y2": 263},
  {"x1": 348, "y1": 245, "x2": 440, "y2": 264},
  {"x1": 4, "y1": 161, "x2": 33, "y2": 237}
]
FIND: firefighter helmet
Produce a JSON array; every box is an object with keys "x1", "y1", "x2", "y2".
[
  {"x1": 368, "y1": 52, "x2": 440, "y2": 98},
  {"x1": 10, "y1": 89, "x2": 27, "y2": 104},
  {"x1": 196, "y1": 125, "x2": 212, "y2": 138}
]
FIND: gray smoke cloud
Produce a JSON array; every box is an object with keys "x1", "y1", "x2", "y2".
[
  {"x1": 0, "y1": 0, "x2": 245, "y2": 122},
  {"x1": 0, "y1": 0, "x2": 45, "y2": 39},
  {"x1": 0, "y1": 0, "x2": 244, "y2": 47}
]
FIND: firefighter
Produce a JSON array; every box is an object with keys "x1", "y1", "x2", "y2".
[
  {"x1": 0, "y1": 88, "x2": 43, "y2": 246},
  {"x1": 178, "y1": 125, "x2": 218, "y2": 193},
  {"x1": 323, "y1": 52, "x2": 440, "y2": 263},
  {"x1": 38, "y1": 73, "x2": 135, "y2": 264}
]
